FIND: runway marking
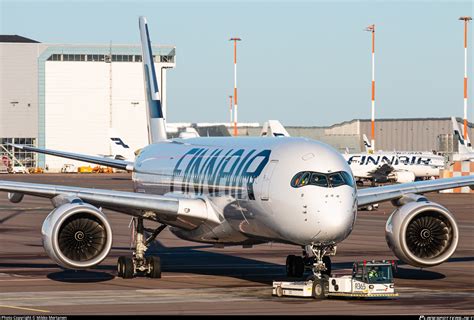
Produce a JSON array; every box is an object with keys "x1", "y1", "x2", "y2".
[{"x1": 0, "y1": 305, "x2": 50, "y2": 313}]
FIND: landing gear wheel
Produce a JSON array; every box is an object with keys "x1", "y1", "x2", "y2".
[
  {"x1": 122, "y1": 256, "x2": 134, "y2": 279},
  {"x1": 294, "y1": 256, "x2": 304, "y2": 278},
  {"x1": 147, "y1": 256, "x2": 161, "y2": 279},
  {"x1": 275, "y1": 285, "x2": 283, "y2": 297},
  {"x1": 286, "y1": 255, "x2": 304, "y2": 278},
  {"x1": 286, "y1": 255, "x2": 295, "y2": 277},
  {"x1": 312, "y1": 278, "x2": 328, "y2": 299},
  {"x1": 117, "y1": 256, "x2": 126, "y2": 277},
  {"x1": 322, "y1": 256, "x2": 332, "y2": 277}
]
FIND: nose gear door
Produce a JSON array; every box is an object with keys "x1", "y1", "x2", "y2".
[{"x1": 260, "y1": 160, "x2": 278, "y2": 201}]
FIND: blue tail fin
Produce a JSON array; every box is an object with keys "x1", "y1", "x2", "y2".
[{"x1": 139, "y1": 16, "x2": 167, "y2": 143}]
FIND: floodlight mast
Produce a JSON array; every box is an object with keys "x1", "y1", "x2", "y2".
[
  {"x1": 365, "y1": 24, "x2": 376, "y2": 153},
  {"x1": 459, "y1": 17, "x2": 472, "y2": 140},
  {"x1": 230, "y1": 37, "x2": 241, "y2": 136}
]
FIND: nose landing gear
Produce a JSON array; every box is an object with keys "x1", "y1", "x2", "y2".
[
  {"x1": 285, "y1": 244, "x2": 336, "y2": 279},
  {"x1": 117, "y1": 217, "x2": 167, "y2": 279}
]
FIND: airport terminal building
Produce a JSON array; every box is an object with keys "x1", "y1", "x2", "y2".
[{"x1": 0, "y1": 35, "x2": 175, "y2": 171}]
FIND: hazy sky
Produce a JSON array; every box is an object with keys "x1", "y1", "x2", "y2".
[{"x1": 1, "y1": 0, "x2": 473, "y2": 126}]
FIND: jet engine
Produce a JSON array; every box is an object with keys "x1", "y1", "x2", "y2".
[
  {"x1": 41, "y1": 202, "x2": 113, "y2": 269},
  {"x1": 390, "y1": 171, "x2": 416, "y2": 183},
  {"x1": 385, "y1": 200, "x2": 458, "y2": 268}
]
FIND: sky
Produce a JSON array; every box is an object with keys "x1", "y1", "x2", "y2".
[{"x1": 1, "y1": 0, "x2": 473, "y2": 126}]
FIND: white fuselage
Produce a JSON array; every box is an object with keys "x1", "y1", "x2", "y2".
[
  {"x1": 132, "y1": 137, "x2": 357, "y2": 246},
  {"x1": 344, "y1": 152, "x2": 445, "y2": 180}
]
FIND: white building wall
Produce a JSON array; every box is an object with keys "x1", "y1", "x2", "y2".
[{"x1": 44, "y1": 61, "x2": 164, "y2": 171}]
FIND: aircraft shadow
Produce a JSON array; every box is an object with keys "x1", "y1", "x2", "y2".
[{"x1": 47, "y1": 270, "x2": 115, "y2": 283}]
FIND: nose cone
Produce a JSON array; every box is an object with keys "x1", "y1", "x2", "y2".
[{"x1": 311, "y1": 186, "x2": 357, "y2": 243}]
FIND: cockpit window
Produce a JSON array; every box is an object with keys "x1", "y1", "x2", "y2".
[
  {"x1": 291, "y1": 171, "x2": 354, "y2": 188},
  {"x1": 328, "y1": 172, "x2": 345, "y2": 187},
  {"x1": 310, "y1": 173, "x2": 329, "y2": 187}
]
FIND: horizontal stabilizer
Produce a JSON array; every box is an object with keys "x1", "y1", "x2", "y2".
[{"x1": 9, "y1": 144, "x2": 133, "y2": 171}]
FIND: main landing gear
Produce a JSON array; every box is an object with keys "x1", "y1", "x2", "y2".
[
  {"x1": 117, "y1": 217, "x2": 167, "y2": 279},
  {"x1": 286, "y1": 244, "x2": 336, "y2": 279}
]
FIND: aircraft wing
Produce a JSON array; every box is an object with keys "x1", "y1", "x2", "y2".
[
  {"x1": 357, "y1": 175, "x2": 474, "y2": 207},
  {"x1": 0, "y1": 180, "x2": 216, "y2": 230},
  {"x1": 10, "y1": 144, "x2": 134, "y2": 171}
]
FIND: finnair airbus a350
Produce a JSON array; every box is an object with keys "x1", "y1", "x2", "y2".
[{"x1": 1, "y1": 17, "x2": 473, "y2": 287}]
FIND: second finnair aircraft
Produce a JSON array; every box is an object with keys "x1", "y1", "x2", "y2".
[
  {"x1": 348, "y1": 135, "x2": 445, "y2": 184},
  {"x1": 1, "y1": 17, "x2": 473, "y2": 286}
]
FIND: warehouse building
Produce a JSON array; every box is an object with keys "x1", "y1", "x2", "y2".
[
  {"x1": 242, "y1": 117, "x2": 474, "y2": 155},
  {"x1": 0, "y1": 35, "x2": 175, "y2": 171}
]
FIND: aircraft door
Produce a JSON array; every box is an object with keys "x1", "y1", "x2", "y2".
[{"x1": 260, "y1": 160, "x2": 278, "y2": 201}]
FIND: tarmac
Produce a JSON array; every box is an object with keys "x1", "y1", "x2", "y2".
[{"x1": 0, "y1": 173, "x2": 472, "y2": 315}]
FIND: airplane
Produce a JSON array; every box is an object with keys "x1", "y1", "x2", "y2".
[
  {"x1": 348, "y1": 134, "x2": 445, "y2": 184},
  {"x1": 263, "y1": 121, "x2": 445, "y2": 184},
  {"x1": 1, "y1": 17, "x2": 473, "y2": 288},
  {"x1": 451, "y1": 117, "x2": 474, "y2": 161}
]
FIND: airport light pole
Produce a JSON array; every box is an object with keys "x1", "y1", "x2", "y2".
[
  {"x1": 230, "y1": 37, "x2": 241, "y2": 136},
  {"x1": 459, "y1": 16, "x2": 472, "y2": 140},
  {"x1": 365, "y1": 24, "x2": 376, "y2": 152},
  {"x1": 229, "y1": 95, "x2": 233, "y2": 126}
]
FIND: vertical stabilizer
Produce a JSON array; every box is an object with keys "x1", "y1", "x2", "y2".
[
  {"x1": 108, "y1": 128, "x2": 136, "y2": 161},
  {"x1": 139, "y1": 16, "x2": 167, "y2": 143},
  {"x1": 362, "y1": 134, "x2": 372, "y2": 152},
  {"x1": 260, "y1": 120, "x2": 290, "y2": 137},
  {"x1": 451, "y1": 117, "x2": 471, "y2": 154}
]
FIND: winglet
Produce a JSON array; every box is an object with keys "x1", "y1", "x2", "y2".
[{"x1": 139, "y1": 16, "x2": 167, "y2": 143}]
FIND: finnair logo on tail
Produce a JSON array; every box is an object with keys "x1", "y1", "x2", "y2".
[{"x1": 110, "y1": 138, "x2": 130, "y2": 149}]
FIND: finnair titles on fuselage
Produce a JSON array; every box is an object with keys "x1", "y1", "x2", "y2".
[{"x1": 136, "y1": 143, "x2": 271, "y2": 200}]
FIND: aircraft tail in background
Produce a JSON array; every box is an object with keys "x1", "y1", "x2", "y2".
[
  {"x1": 451, "y1": 117, "x2": 473, "y2": 154},
  {"x1": 108, "y1": 128, "x2": 137, "y2": 161},
  {"x1": 260, "y1": 120, "x2": 290, "y2": 137},
  {"x1": 362, "y1": 134, "x2": 372, "y2": 153}
]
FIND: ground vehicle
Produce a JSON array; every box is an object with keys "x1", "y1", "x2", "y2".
[
  {"x1": 273, "y1": 260, "x2": 398, "y2": 299},
  {"x1": 60, "y1": 164, "x2": 76, "y2": 173}
]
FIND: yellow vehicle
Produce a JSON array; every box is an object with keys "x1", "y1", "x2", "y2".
[{"x1": 77, "y1": 166, "x2": 93, "y2": 173}]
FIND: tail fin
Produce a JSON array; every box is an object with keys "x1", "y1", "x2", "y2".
[
  {"x1": 108, "y1": 128, "x2": 136, "y2": 161},
  {"x1": 362, "y1": 134, "x2": 371, "y2": 152},
  {"x1": 451, "y1": 117, "x2": 471, "y2": 154},
  {"x1": 139, "y1": 16, "x2": 167, "y2": 143},
  {"x1": 260, "y1": 120, "x2": 290, "y2": 137}
]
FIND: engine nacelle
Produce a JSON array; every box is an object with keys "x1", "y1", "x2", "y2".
[
  {"x1": 390, "y1": 171, "x2": 416, "y2": 183},
  {"x1": 385, "y1": 201, "x2": 458, "y2": 268},
  {"x1": 41, "y1": 202, "x2": 113, "y2": 269}
]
